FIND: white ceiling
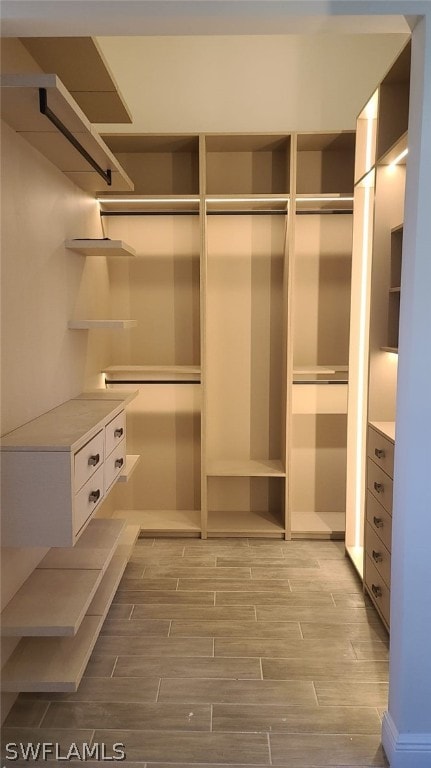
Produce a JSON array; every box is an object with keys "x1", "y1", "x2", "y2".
[{"x1": 0, "y1": 1, "x2": 418, "y2": 37}]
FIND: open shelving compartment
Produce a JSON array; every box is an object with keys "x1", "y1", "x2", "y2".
[
  {"x1": 205, "y1": 134, "x2": 291, "y2": 195},
  {"x1": 296, "y1": 131, "x2": 356, "y2": 196},
  {"x1": 100, "y1": 134, "x2": 201, "y2": 196}
]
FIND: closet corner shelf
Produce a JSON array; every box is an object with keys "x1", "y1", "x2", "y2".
[
  {"x1": 65, "y1": 239, "x2": 136, "y2": 257},
  {"x1": 206, "y1": 459, "x2": 285, "y2": 477},
  {"x1": 0, "y1": 524, "x2": 139, "y2": 693},
  {"x1": 118, "y1": 454, "x2": 141, "y2": 483},
  {"x1": 68, "y1": 320, "x2": 137, "y2": 330},
  {"x1": 0, "y1": 73, "x2": 134, "y2": 194},
  {"x1": 0, "y1": 518, "x2": 126, "y2": 637},
  {"x1": 380, "y1": 346, "x2": 398, "y2": 354}
]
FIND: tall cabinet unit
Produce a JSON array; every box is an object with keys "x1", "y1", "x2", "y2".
[
  {"x1": 204, "y1": 136, "x2": 291, "y2": 537},
  {"x1": 99, "y1": 135, "x2": 203, "y2": 536},
  {"x1": 88, "y1": 131, "x2": 356, "y2": 540},
  {"x1": 346, "y1": 42, "x2": 410, "y2": 630},
  {"x1": 290, "y1": 133, "x2": 355, "y2": 538}
]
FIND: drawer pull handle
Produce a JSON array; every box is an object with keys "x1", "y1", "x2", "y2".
[
  {"x1": 115, "y1": 458, "x2": 124, "y2": 469},
  {"x1": 373, "y1": 516, "x2": 384, "y2": 528},
  {"x1": 375, "y1": 448, "x2": 385, "y2": 459},
  {"x1": 89, "y1": 489, "x2": 101, "y2": 504},
  {"x1": 114, "y1": 428, "x2": 124, "y2": 438},
  {"x1": 374, "y1": 481, "x2": 384, "y2": 493},
  {"x1": 372, "y1": 549, "x2": 383, "y2": 563},
  {"x1": 88, "y1": 453, "x2": 100, "y2": 467},
  {"x1": 371, "y1": 583, "x2": 382, "y2": 598}
]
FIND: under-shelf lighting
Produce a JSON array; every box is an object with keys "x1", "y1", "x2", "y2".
[
  {"x1": 97, "y1": 197, "x2": 200, "y2": 204},
  {"x1": 388, "y1": 148, "x2": 408, "y2": 169},
  {"x1": 206, "y1": 196, "x2": 289, "y2": 203}
]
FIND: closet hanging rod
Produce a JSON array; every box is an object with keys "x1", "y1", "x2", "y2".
[
  {"x1": 100, "y1": 211, "x2": 199, "y2": 216},
  {"x1": 105, "y1": 379, "x2": 201, "y2": 385},
  {"x1": 207, "y1": 210, "x2": 287, "y2": 216},
  {"x1": 39, "y1": 88, "x2": 112, "y2": 186},
  {"x1": 296, "y1": 209, "x2": 352, "y2": 215}
]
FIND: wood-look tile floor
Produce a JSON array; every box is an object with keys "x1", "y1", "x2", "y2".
[{"x1": 3, "y1": 538, "x2": 390, "y2": 767}]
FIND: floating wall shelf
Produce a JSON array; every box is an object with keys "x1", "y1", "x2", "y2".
[
  {"x1": 68, "y1": 320, "x2": 137, "y2": 330},
  {"x1": 65, "y1": 239, "x2": 136, "y2": 257}
]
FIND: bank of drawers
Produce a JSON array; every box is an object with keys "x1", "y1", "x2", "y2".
[
  {"x1": 1, "y1": 397, "x2": 129, "y2": 547},
  {"x1": 364, "y1": 423, "x2": 394, "y2": 630}
]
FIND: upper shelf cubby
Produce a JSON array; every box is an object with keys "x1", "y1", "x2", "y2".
[
  {"x1": 101, "y1": 134, "x2": 200, "y2": 196},
  {"x1": 0, "y1": 73, "x2": 134, "y2": 193},
  {"x1": 205, "y1": 134, "x2": 291, "y2": 195},
  {"x1": 296, "y1": 132, "x2": 355, "y2": 195},
  {"x1": 376, "y1": 41, "x2": 411, "y2": 163}
]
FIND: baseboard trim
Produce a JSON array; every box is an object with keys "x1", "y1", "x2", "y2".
[{"x1": 382, "y1": 712, "x2": 431, "y2": 767}]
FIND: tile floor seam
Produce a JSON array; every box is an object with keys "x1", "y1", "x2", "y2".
[
  {"x1": 155, "y1": 678, "x2": 162, "y2": 702},
  {"x1": 267, "y1": 731, "x2": 273, "y2": 765},
  {"x1": 111, "y1": 656, "x2": 119, "y2": 678},
  {"x1": 129, "y1": 605, "x2": 136, "y2": 620},
  {"x1": 311, "y1": 680, "x2": 320, "y2": 706},
  {"x1": 298, "y1": 621, "x2": 304, "y2": 639},
  {"x1": 330, "y1": 592, "x2": 337, "y2": 607},
  {"x1": 259, "y1": 657, "x2": 264, "y2": 681},
  {"x1": 37, "y1": 701, "x2": 51, "y2": 728}
]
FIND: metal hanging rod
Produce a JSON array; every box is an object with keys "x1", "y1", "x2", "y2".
[
  {"x1": 39, "y1": 88, "x2": 112, "y2": 186},
  {"x1": 105, "y1": 379, "x2": 201, "y2": 385},
  {"x1": 100, "y1": 211, "x2": 199, "y2": 217},
  {"x1": 296, "y1": 209, "x2": 352, "y2": 215},
  {"x1": 207, "y1": 210, "x2": 287, "y2": 216}
]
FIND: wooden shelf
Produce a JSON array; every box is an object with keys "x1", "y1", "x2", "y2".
[
  {"x1": 97, "y1": 194, "x2": 201, "y2": 213},
  {"x1": 206, "y1": 459, "x2": 285, "y2": 477},
  {"x1": 296, "y1": 132, "x2": 355, "y2": 195},
  {"x1": 117, "y1": 454, "x2": 141, "y2": 483},
  {"x1": 37, "y1": 518, "x2": 125, "y2": 571},
  {"x1": 65, "y1": 239, "x2": 136, "y2": 257},
  {"x1": 205, "y1": 134, "x2": 290, "y2": 195},
  {"x1": 1, "y1": 569, "x2": 102, "y2": 638},
  {"x1": 381, "y1": 346, "x2": 398, "y2": 354},
  {"x1": 0, "y1": 520, "x2": 128, "y2": 637},
  {"x1": 0, "y1": 525, "x2": 139, "y2": 693},
  {"x1": 20, "y1": 37, "x2": 132, "y2": 125},
  {"x1": 0, "y1": 73, "x2": 134, "y2": 193},
  {"x1": 369, "y1": 421, "x2": 396, "y2": 443},
  {"x1": 207, "y1": 510, "x2": 285, "y2": 537},
  {"x1": 104, "y1": 365, "x2": 200, "y2": 383},
  {"x1": 291, "y1": 511, "x2": 345, "y2": 539},
  {"x1": 112, "y1": 509, "x2": 201, "y2": 535},
  {"x1": 68, "y1": 319, "x2": 137, "y2": 330}
]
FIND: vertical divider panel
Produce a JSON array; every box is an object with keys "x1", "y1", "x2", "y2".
[
  {"x1": 199, "y1": 134, "x2": 208, "y2": 537},
  {"x1": 284, "y1": 133, "x2": 297, "y2": 540}
]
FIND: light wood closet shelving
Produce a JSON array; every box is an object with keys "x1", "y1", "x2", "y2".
[
  {"x1": 345, "y1": 40, "x2": 410, "y2": 596},
  {"x1": 92, "y1": 130, "x2": 355, "y2": 539}
]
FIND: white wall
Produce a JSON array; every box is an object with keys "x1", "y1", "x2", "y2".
[
  {"x1": 96, "y1": 34, "x2": 408, "y2": 133},
  {"x1": 0, "y1": 121, "x2": 113, "y2": 718}
]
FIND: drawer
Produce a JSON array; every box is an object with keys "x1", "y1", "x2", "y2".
[
  {"x1": 366, "y1": 491, "x2": 392, "y2": 552},
  {"x1": 74, "y1": 430, "x2": 104, "y2": 493},
  {"x1": 104, "y1": 438, "x2": 126, "y2": 491},
  {"x1": 367, "y1": 427, "x2": 394, "y2": 478},
  {"x1": 74, "y1": 464, "x2": 104, "y2": 534},
  {"x1": 365, "y1": 521, "x2": 391, "y2": 588},
  {"x1": 105, "y1": 411, "x2": 126, "y2": 457},
  {"x1": 365, "y1": 554, "x2": 390, "y2": 628},
  {"x1": 367, "y1": 457, "x2": 393, "y2": 515}
]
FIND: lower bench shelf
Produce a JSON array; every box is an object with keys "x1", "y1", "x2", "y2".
[{"x1": 1, "y1": 523, "x2": 139, "y2": 693}]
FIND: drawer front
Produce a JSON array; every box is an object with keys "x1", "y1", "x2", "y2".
[
  {"x1": 365, "y1": 522, "x2": 391, "y2": 588},
  {"x1": 74, "y1": 430, "x2": 104, "y2": 493},
  {"x1": 105, "y1": 411, "x2": 126, "y2": 457},
  {"x1": 366, "y1": 491, "x2": 392, "y2": 552},
  {"x1": 365, "y1": 555, "x2": 390, "y2": 628},
  {"x1": 105, "y1": 438, "x2": 126, "y2": 491},
  {"x1": 74, "y1": 464, "x2": 104, "y2": 534},
  {"x1": 367, "y1": 427, "x2": 394, "y2": 478},
  {"x1": 367, "y1": 457, "x2": 393, "y2": 515}
]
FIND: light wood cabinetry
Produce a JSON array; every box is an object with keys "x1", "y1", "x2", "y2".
[
  {"x1": 364, "y1": 422, "x2": 395, "y2": 631},
  {"x1": 346, "y1": 42, "x2": 410, "y2": 621},
  {"x1": 95, "y1": 130, "x2": 354, "y2": 540},
  {"x1": 1, "y1": 391, "x2": 136, "y2": 547}
]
